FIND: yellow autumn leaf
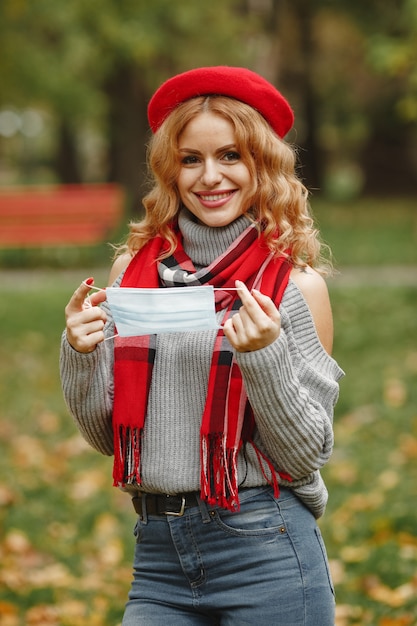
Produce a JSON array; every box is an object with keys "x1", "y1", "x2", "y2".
[
  {"x1": 4, "y1": 529, "x2": 32, "y2": 554},
  {"x1": 399, "y1": 434, "x2": 417, "y2": 460},
  {"x1": 27, "y1": 562, "x2": 74, "y2": 588},
  {"x1": 69, "y1": 469, "x2": 106, "y2": 501},
  {"x1": 364, "y1": 575, "x2": 417, "y2": 608},
  {"x1": 383, "y1": 377, "x2": 407, "y2": 408},
  {"x1": 379, "y1": 615, "x2": 415, "y2": 625},
  {"x1": 377, "y1": 468, "x2": 400, "y2": 490},
  {"x1": 340, "y1": 544, "x2": 371, "y2": 563},
  {"x1": 0, "y1": 483, "x2": 15, "y2": 507},
  {"x1": 25, "y1": 604, "x2": 59, "y2": 626}
]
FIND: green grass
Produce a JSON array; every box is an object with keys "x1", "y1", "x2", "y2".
[
  {"x1": 322, "y1": 285, "x2": 417, "y2": 625},
  {"x1": 0, "y1": 284, "x2": 134, "y2": 625},
  {"x1": 1, "y1": 280, "x2": 416, "y2": 625},
  {"x1": 313, "y1": 197, "x2": 417, "y2": 266}
]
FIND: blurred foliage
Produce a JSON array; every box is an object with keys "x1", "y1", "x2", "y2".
[
  {"x1": 0, "y1": 0, "x2": 254, "y2": 114},
  {"x1": 0, "y1": 0, "x2": 256, "y2": 194},
  {"x1": 0, "y1": 0, "x2": 416, "y2": 196}
]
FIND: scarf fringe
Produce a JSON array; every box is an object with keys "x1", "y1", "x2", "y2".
[
  {"x1": 200, "y1": 433, "x2": 240, "y2": 512},
  {"x1": 113, "y1": 425, "x2": 143, "y2": 487},
  {"x1": 113, "y1": 427, "x2": 293, "y2": 510},
  {"x1": 200, "y1": 435, "x2": 293, "y2": 511},
  {"x1": 252, "y1": 444, "x2": 293, "y2": 497}
]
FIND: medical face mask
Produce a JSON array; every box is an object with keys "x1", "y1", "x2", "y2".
[{"x1": 106, "y1": 286, "x2": 221, "y2": 336}]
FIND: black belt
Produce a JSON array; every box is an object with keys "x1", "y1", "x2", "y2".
[{"x1": 132, "y1": 492, "x2": 200, "y2": 517}]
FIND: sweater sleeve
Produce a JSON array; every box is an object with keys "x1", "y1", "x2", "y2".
[
  {"x1": 235, "y1": 280, "x2": 344, "y2": 480},
  {"x1": 59, "y1": 298, "x2": 115, "y2": 456}
]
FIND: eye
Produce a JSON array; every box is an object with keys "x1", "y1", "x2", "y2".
[
  {"x1": 180, "y1": 154, "x2": 200, "y2": 165},
  {"x1": 223, "y1": 151, "x2": 241, "y2": 162}
]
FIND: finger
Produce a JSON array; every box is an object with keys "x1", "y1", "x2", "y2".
[
  {"x1": 234, "y1": 280, "x2": 253, "y2": 304},
  {"x1": 251, "y1": 289, "x2": 281, "y2": 323},
  {"x1": 66, "y1": 278, "x2": 97, "y2": 314},
  {"x1": 225, "y1": 283, "x2": 281, "y2": 352},
  {"x1": 234, "y1": 283, "x2": 272, "y2": 331},
  {"x1": 68, "y1": 329, "x2": 105, "y2": 353},
  {"x1": 223, "y1": 313, "x2": 254, "y2": 352},
  {"x1": 66, "y1": 314, "x2": 106, "y2": 353},
  {"x1": 235, "y1": 279, "x2": 280, "y2": 325},
  {"x1": 82, "y1": 289, "x2": 107, "y2": 309},
  {"x1": 222, "y1": 317, "x2": 239, "y2": 347},
  {"x1": 67, "y1": 306, "x2": 107, "y2": 332},
  {"x1": 66, "y1": 278, "x2": 106, "y2": 316},
  {"x1": 235, "y1": 280, "x2": 268, "y2": 320}
]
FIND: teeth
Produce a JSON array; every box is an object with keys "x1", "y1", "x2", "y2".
[{"x1": 200, "y1": 193, "x2": 231, "y2": 201}]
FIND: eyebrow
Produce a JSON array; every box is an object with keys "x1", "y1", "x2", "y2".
[{"x1": 178, "y1": 143, "x2": 238, "y2": 155}]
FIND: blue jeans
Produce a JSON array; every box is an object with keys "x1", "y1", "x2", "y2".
[{"x1": 122, "y1": 487, "x2": 335, "y2": 625}]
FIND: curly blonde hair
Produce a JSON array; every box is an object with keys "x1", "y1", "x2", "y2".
[{"x1": 118, "y1": 96, "x2": 330, "y2": 272}]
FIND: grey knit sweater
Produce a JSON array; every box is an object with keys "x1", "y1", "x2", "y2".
[{"x1": 60, "y1": 211, "x2": 344, "y2": 518}]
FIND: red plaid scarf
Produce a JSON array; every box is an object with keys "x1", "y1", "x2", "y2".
[{"x1": 112, "y1": 224, "x2": 292, "y2": 510}]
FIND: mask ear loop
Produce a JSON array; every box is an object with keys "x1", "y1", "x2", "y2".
[
  {"x1": 82, "y1": 281, "x2": 118, "y2": 341},
  {"x1": 82, "y1": 280, "x2": 106, "y2": 310},
  {"x1": 83, "y1": 282, "x2": 241, "y2": 292},
  {"x1": 82, "y1": 280, "x2": 106, "y2": 292}
]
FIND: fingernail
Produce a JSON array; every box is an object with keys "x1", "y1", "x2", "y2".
[{"x1": 85, "y1": 277, "x2": 94, "y2": 286}]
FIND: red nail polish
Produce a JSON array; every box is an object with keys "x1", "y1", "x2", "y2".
[{"x1": 85, "y1": 277, "x2": 94, "y2": 286}]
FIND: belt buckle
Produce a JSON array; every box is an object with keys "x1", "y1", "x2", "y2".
[{"x1": 165, "y1": 496, "x2": 186, "y2": 517}]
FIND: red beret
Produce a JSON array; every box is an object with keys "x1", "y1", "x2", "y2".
[{"x1": 148, "y1": 66, "x2": 294, "y2": 138}]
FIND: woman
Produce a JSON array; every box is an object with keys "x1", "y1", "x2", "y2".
[{"x1": 60, "y1": 66, "x2": 344, "y2": 625}]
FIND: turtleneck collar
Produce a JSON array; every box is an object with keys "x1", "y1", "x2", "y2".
[{"x1": 178, "y1": 208, "x2": 253, "y2": 269}]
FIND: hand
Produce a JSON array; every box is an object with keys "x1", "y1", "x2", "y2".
[
  {"x1": 223, "y1": 280, "x2": 281, "y2": 352},
  {"x1": 65, "y1": 278, "x2": 107, "y2": 353}
]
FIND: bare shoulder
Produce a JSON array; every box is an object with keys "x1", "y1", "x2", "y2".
[
  {"x1": 290, "y1": 265, "x2": 334, "y2": 354},
  {"x1": 107, "y1": 252, "x2": 132, "y2": 286},
  {"x1": 290, "y1": 265, "x2": 329, "y2": 301}
]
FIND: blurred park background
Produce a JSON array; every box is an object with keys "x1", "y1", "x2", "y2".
[{"x1": 0, "y1": 1, "x2": 416, "y2": 625}]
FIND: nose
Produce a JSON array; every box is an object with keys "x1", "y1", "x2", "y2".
[{"x1": 200, "y1": 159, "x2": 222, "y2": 187}]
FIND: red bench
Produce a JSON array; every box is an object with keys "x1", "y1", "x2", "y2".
[{"x1": 0, "y1": 183, "x2": 125, "y2": 247}]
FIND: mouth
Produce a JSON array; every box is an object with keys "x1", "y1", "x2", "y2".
[
  {"x1": 197, "y1": 191, "x2": 234, "y2": 201},
  {"x1": 195, "y1": 190, "x2": 236, "y2": 207}
]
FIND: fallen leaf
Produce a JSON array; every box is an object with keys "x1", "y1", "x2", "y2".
[
  {"x1": 340, "y1": 544, "x2": 371, "y2": 563},
  {"x1": 0, "y1": 600, "x2": 18, "y2": 616},
  {"x1": 69, "y1": 469, "x2": 106, "y2": 501},
  {"x1": 25, "y1": 604, "x2": 59, "y2": 626},
  {"x1": 364, "y1": 575, "x2": 417, "y2": 608},
  {"x1": 0, "y1": 483, "x2": 15, "y2": 506},
  {"x1": 398, "y1": 434, "x2": 417, "y2": 460},
  {"x1": 27, "y1": 562, "x2": 75, "y2": 588},
  {"x1": 377, "y1": 469, "x2": 400, "y2": 491},
  {"x1": 4, "y1": 529, "x2": 32, "y2": 554},
  {"x1": 383, "y1": 377, "x2": 407, "y2": 408},
  {"x1": 379, "y1": 615, "x2": 415, "y2": 625}
]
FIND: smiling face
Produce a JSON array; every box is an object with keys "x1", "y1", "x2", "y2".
[{"x1": 177, "y1": 112, "x2": 255, "y2": 228}]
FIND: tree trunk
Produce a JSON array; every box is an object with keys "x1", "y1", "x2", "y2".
[
  {"x1": 268, "y1": 0, "x2": 323, "y2": 190},
  {"x1": 104, "y1": 64, "x2": 150, "y2": 214},
  {"x1": 291, "y1": 0, "x2": 322, "y2": 190},
  {"x1": 55, "y1": 120, "x2": 82, "y2": 184}
]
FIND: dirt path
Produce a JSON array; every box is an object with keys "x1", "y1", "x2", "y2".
[
  {"x1": 1, "y1": 265, "x2": 416, "y2": 290},
  {"x1": 328, "y1": 265, "x2": 417, "y2": 287}
]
